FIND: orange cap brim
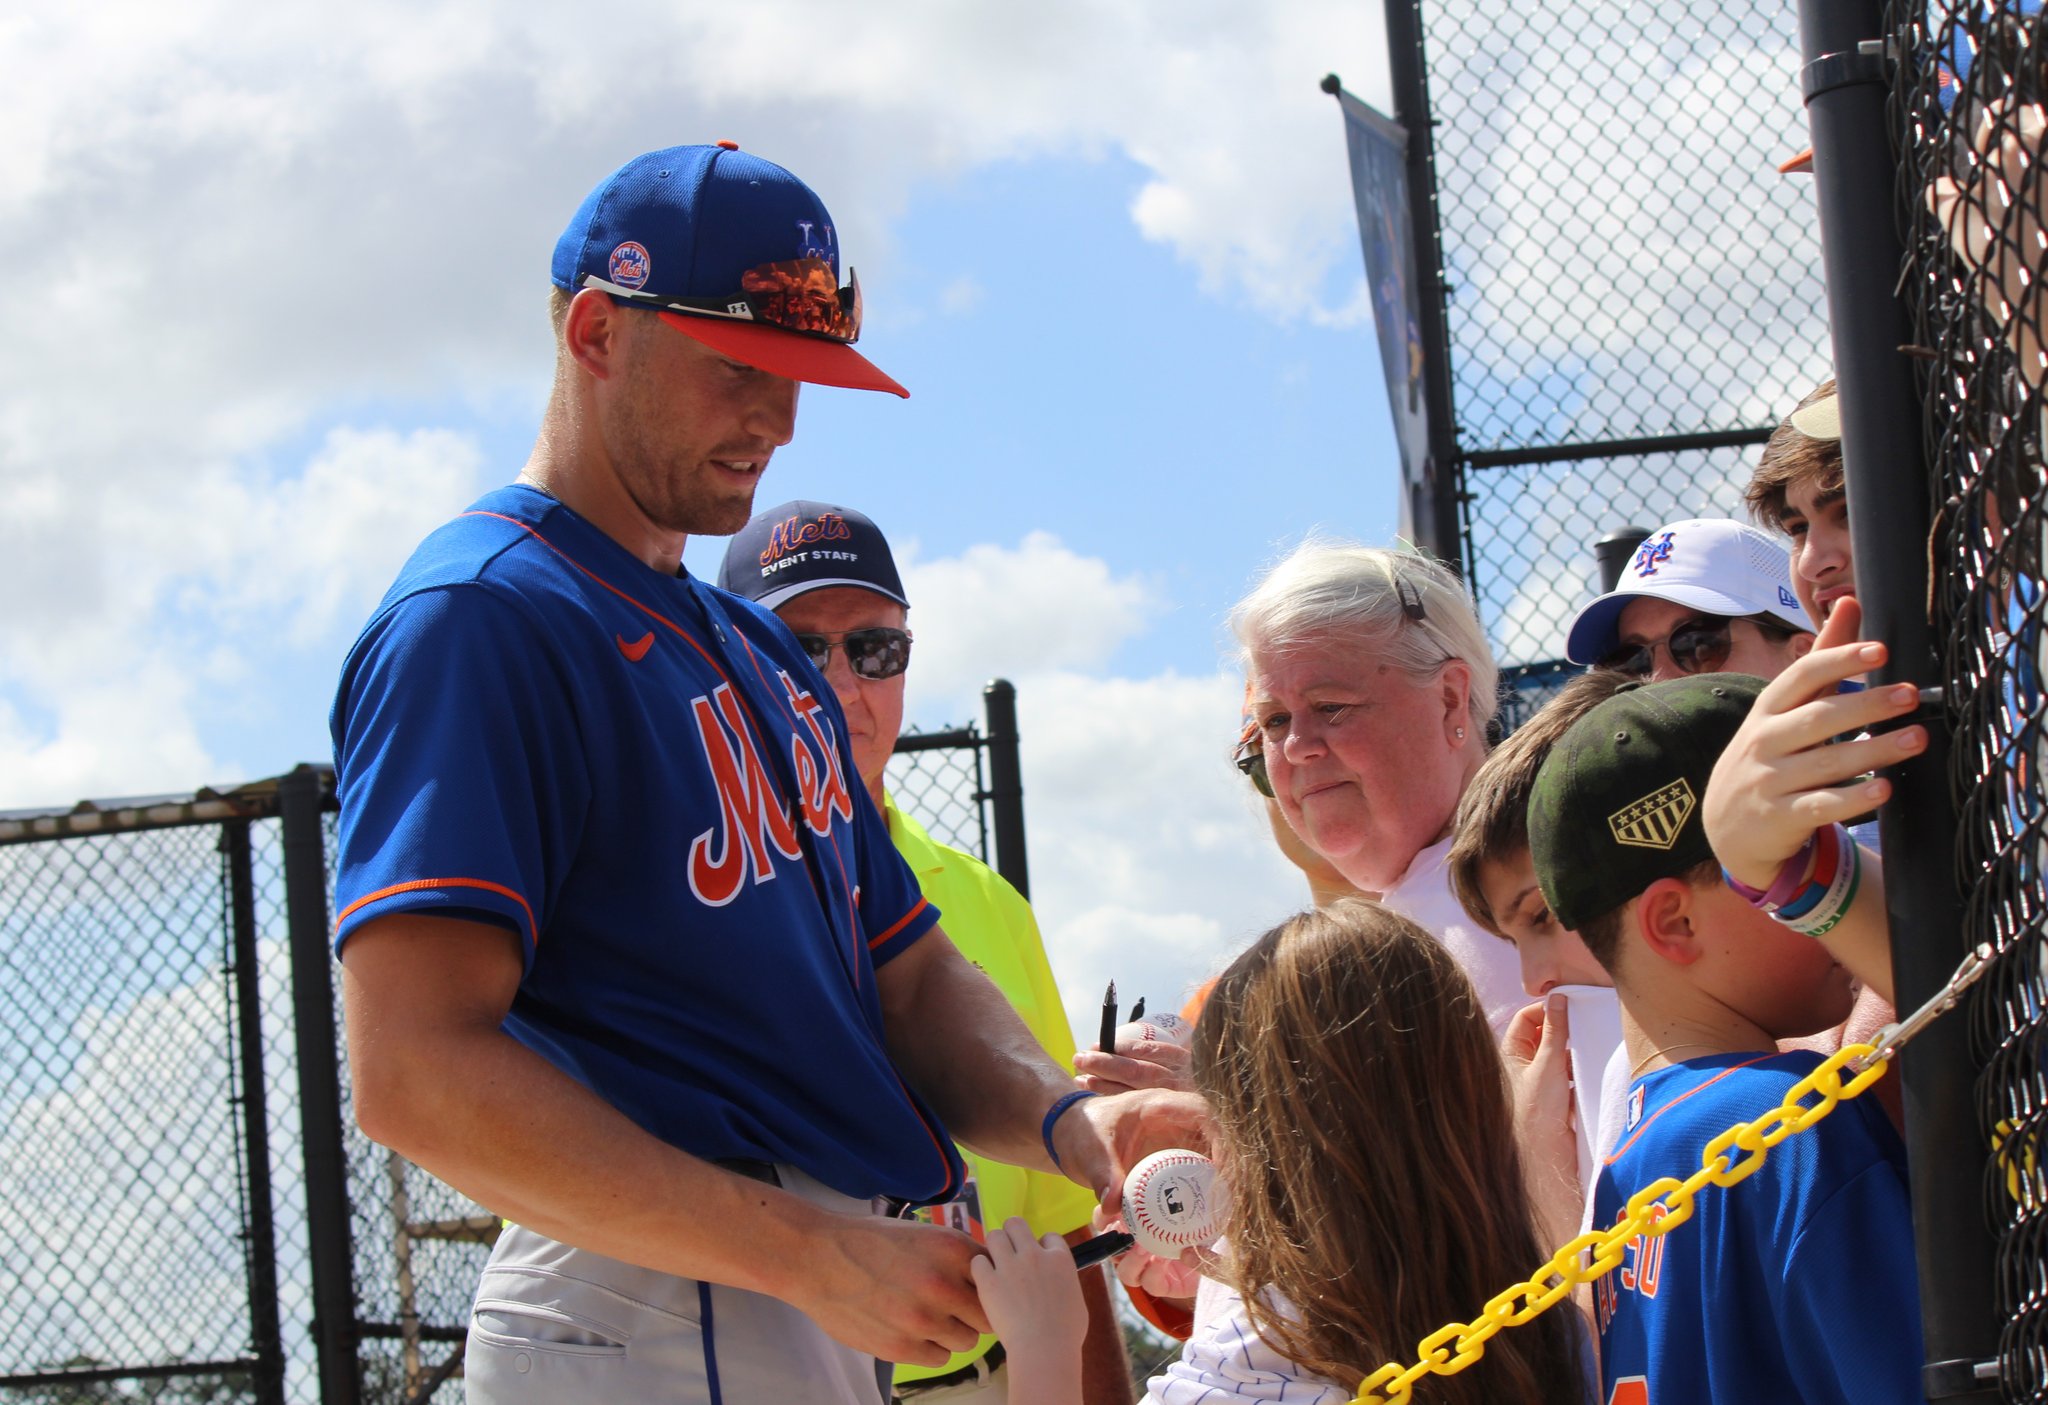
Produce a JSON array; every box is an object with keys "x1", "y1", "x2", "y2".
[
  {"x1": 1778, "y1": 147, "x2": 1814, "y2": 174},
  {"x1": 656, "y1": 311, "x2": 908, "y2": 398}
]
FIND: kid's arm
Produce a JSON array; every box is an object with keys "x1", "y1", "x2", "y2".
[{"x1": 1702, "y1": 599, "x2": 1924, "y2": 1004}]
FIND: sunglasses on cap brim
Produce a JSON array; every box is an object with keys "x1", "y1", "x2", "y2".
[
  {"x1": 586, "y1": 258, "x2": 863, "y2": 341},
  {"x1": 582, "y1": 262, "x2": 908, "y2": 398},
  {"x1": 792, "y1": 626, "x2": 913, "y2": 681}
]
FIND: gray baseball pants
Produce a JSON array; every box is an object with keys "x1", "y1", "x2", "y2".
[{"x1": 464, "y1": 1163, "x2": 892, "y2": 1404}]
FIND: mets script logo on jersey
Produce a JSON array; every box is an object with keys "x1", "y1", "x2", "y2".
[
  {"x1": 685, "y1": 673, "x2": 855, "y2": 906},
  {"x1": 760, "y1": 511, "x2": 853, "y2": 566},
  {"x1": 1608, "y1": 778, "x2": 1695, "y2": 850},
  {"x1": 1632, "y1": 530, "x2": 1676, "y2": 577},
  {"x1": 609, "y1": 241, "x2": 652, "y2": 290}
]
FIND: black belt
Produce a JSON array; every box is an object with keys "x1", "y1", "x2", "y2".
[
  {"x1": 893, "y1": 1341, "x2": 1005, "y2": 1397},
  {"x1": 715, "y1": 1157, "x2": 781, "y2": 1186}
]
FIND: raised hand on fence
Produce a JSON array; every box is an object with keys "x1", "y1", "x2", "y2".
[
  {"x1": 1700, "y1": 599, "x2": 1916, "y2": 1004},
  {"x1": 1926, "y1": 99, "x2": 2048, "y2": 389}
]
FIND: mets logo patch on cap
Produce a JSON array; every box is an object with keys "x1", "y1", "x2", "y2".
[
  {"x1": 1608, "y1": 778, "x2": 1696, "y2": 851},
  {"x1": 608, "y1": 241, "x2": 652, "y2": 290}
]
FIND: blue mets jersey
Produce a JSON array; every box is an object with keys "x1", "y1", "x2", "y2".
[
  {"x1": 330, "y1": 484, "x2": 961, "y2": 1204},
  {"x1": 1591, "y1": 1051, "x2": 1920, "y2": 1405}
]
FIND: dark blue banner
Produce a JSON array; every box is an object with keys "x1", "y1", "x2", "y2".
[{"x1": 1337, "y1": 90, "x2": 1430, "y2": 541}]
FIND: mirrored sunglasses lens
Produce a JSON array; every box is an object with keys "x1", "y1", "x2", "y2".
[
  {"x1": 794, "y1": 634, "x2": 833, "y2": 670},
  {"x1": 1671, "y1": 623, "x2": 1733, "y2": 674},
  {"x1": 741, "y1": 259, "x2": 859, "y2": 342},
  {"x1": 845, "y1": 629, "x2": 910, "y2": 679}
]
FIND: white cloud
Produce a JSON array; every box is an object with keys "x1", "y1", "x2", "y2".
[
  {"x1": 889, "y1": 533, "x2": 1310, "y2": 1046},
  {"x1": 899, "y1": 532, "x2": 1160, "y2": 702}
]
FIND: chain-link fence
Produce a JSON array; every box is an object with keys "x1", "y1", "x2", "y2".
[
  {"x1": 1398, "y1": 0, "x2": 1837, "y2": 706},
  {"x1": 0, "y1": 684, "x2": 1026, "y2": 1404},
  {"x1": 1894, "y1": 1, "x2": 2048, "y2": 1395}
]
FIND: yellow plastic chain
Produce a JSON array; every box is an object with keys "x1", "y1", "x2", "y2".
[{"x1": 1352, "y1": 1043, "x2": 1889, "y2": 1405}]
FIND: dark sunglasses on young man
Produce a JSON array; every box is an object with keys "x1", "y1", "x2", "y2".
[
  {"x1": 793, "y1": 626, "x2": 913, "y2": 680},
  {"x1": 1597, "y1": 613, "x2": 1791, "y2": 677}
]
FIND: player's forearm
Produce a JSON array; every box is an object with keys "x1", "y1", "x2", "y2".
[
  {"x1": 880, "y1": 928, "x2": 1075, "y2": 1172},
  {"x1": 346, "y1": 979, "x2": 818, "y2": 1300}
]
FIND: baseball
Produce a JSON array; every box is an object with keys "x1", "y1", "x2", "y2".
[
  {"x1": 1122, "y1": 1149, "x2": 1222, "y2": 1258},
  {"x1": 1117, "y1": 1012, "x2": 1193, "y2": 1049}
]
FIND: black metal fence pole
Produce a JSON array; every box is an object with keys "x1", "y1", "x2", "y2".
[
  {"x1": 1796, "y1": 3, "x2": 2001, "y2": 1397},
  {"x1": 981, "y1": 679, "x2": 1031, "y2": 901},
  {"x1": 1380, "y1": 0, "x2": 1466, "y2": 576},
  {"x1": 223, "y1": 819, "x2": 287, "y2": 1405},
  {"x1": 279, "y1": 766, "x2": 363, "y2": 1405}
]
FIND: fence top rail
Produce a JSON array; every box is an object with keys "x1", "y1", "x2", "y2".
[{"x1": 0, "y1": 764, "x2": 337, "y2": 845}]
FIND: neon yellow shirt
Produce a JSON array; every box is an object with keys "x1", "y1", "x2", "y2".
[{"x1": 885, "y1": 792, "x2": 1098, "y2": 1385}]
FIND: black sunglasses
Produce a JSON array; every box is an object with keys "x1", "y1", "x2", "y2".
[
  {"x1": 793, "y1": 626, "x2": 913, "y2": 680},
  {"x1": 1598, "y1": 615, "x2": 1737, "y2": 677},
  {"x1": 1233, "y1": 731, "x2": 1275, "y2": 798}
]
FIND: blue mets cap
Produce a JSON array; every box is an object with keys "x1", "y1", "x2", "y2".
[
  {"x1": 719, "y1": 501, "x2": 909, "y2": 613},
  {"x1": 552, "y1": 143, "x2": 906, "y2": 397}
]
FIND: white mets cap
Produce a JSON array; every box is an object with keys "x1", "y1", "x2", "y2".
[{"x1": 1565, "y1": 517, "x2": 1816, "y2": 665}]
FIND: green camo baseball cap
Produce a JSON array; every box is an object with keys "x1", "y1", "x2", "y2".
[{"x1": 1527, "y1": 672, "x2": 1765, "y2": 931}]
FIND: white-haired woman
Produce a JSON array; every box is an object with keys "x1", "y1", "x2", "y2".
[{"x1": 1230, "y1": 542, "x2": 1531, "y2": 1031}]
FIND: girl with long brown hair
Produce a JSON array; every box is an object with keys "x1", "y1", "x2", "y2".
[{"x1": 974, "y1": 899, "x2": 1592, "y2": 1404}]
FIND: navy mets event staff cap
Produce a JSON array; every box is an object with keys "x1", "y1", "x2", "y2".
[
  {"x1": 720, "y1": 501, "x2": 910, "y2": 613},
  {"x1": 552, "y1": 143, "x2": 908, "y2": 398}
]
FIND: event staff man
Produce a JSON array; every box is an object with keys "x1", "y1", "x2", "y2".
[
  {"x1": 721, "y1": 501, "x2": 1131, "y2": 1402},
  {"x1": 330, "y1": 144, "x2": 1181, "y2": 1404}
]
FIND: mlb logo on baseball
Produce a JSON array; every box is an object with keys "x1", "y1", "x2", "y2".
[
  {"x1": 608, "y1": 241, "x2": 652, "y2": 289},
  {"x1": 1123, "y1": 1149, "x2": 1223, "y2": 1259}
]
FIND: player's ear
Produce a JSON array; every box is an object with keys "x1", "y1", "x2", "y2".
[
  {"x1": 563, "y1": 287, "x2": 625, "y2": 381},
  {"x1": 1634, "y1": 877, "x2": 1703, "y2": 966}
]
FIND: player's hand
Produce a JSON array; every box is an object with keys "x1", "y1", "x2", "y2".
[
  {"x1": 1502, "y1": 994, "x2": 1580, "y2": 1250},
  {"x1": 792, "y1": 1211, "x2": 992, "y2": 1368},
  {"x1": 1092, "y1": 1204, "x2": 1200, "y2": 1302},
  {"x1": 1072, "y1": 1030, "x2": 1193, "y2": 1095},
  {"x1": 969, "y1": 1217, "x2": 1088, "y2": 1366},
  {"x1": 1054, "y1": 1087, "x2": 1214, "y2": 1215},
  {"x1": 1702, "y1": 598, "x2": 1926, "y2": 891}
]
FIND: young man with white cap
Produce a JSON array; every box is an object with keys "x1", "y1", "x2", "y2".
[
  {"x1": 330, "y1": 144, "x2": 1194, "y2": 1405},
  {"x1": 720, "y1": 501, "x2": 1131, "y2": 1404},
  {"x1": 1564, "y1": 517, "x2": 1816, "y2": 682}
]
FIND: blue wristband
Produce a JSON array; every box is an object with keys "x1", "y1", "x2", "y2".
[{"x1": 1041, "y1": 1090, "x2": 1099, "y2": 1172}]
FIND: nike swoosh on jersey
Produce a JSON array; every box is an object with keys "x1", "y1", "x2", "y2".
[{"x1": 616, "y1": 631, "x2": 655, "y2": 662}]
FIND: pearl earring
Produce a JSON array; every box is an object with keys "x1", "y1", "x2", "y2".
[{"x1": 1456, "y1": 726, "x2": 1466, "y2": 740}]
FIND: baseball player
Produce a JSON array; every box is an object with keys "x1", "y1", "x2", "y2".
[
  {"x1": 331, "y1": 143, "x2": 1196, "y2": 1405},
  {"x1": 719, "y1": 502, "x2": 1130, "y2": 1402}
]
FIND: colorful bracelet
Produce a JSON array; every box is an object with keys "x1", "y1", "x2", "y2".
[
  {"x1": 1773, "y1": 823, "x2": 1845, "y2": 921},
  {"x1": 1724, "y1": 823, "x2": 1832, "y2": 913},
  {"x1": 1041, "y1": 1090, "x2": 1098, "y2": 1172},
  {"x1": 1778, "y1": 830, "x2": 1863, "y2": 938}
]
